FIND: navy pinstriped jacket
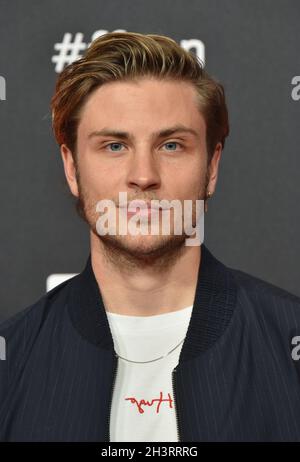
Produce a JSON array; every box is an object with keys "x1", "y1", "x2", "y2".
[{"x1": 1, "y1": 244, "x2": 300, "y2": 441}]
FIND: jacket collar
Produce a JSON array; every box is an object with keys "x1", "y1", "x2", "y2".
[{"x1": 67, "y1": 244, "x2": 237, "y2": 363}]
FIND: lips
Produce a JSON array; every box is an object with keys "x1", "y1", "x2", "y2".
[
  {"x1": 123, "y1": 200, "x2": 152, "y2": 210},
  {"x1": 118, "y1": 200, "x2": 170, "y2": 210}
]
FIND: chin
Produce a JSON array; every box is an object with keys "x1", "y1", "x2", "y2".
[
  {"x1": 101, "y1": 232, "x2": 187, "y2": 256},
  {"x1": 108, "y1": 233, "x2": 167, "y2": 250}
]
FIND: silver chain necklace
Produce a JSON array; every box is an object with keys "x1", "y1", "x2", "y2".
[{"x1": 115, "y1": 337, "x2": 186, "y2": 364}]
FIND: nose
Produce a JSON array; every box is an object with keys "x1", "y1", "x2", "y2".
[{"x1": 125, "y1": 150, "x2": 161, "y2": 192}]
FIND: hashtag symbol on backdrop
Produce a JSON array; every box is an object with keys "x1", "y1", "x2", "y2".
[
  {"x1": 51, "y1": 31, "x2": 205, "y2": 74},
  {"x1": 52, "y1": 33, "x2": 87, "y2": 73}
]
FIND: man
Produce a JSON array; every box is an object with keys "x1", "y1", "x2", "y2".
[{"x1": 1, "y1": 31, "x2": 300, "y2": 442}]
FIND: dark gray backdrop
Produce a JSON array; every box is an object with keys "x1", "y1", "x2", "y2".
[{"x1": 0, "y1": 0, "x2": 299, "y2": 322}]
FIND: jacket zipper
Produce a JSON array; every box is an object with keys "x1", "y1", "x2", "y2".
[
  {"x1": 105, "y1": 352, "x2": 119, "y2": 442},
  {"x1": 172, "y1": 367, "x2": 181, "y2": 442}
]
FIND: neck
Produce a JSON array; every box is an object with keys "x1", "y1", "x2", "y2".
[{"x1": 90, "y1": 231, "x2": 201, "y2": 317}]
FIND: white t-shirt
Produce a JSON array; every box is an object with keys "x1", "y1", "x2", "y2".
[{"x1": 106, "y1": 305, "x2": 193, "y2": 442}]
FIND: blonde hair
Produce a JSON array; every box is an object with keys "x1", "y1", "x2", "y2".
[{"x1": 51, "y1": 31, "x2": 229, "y2": 163}]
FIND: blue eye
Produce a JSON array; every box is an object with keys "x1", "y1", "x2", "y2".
[
  {"x1": 106, "y1": 142, "x2": 123, "y2": 151},
  {"x1": 104, "y1": 141, "x2": 183, "y2": 152},
  {"x1": 164, "y1": 142, "x2": 180, "y2": 151}
]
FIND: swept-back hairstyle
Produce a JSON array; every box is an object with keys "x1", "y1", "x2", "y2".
[{"x1": 51, "y1": 31, "x2": 229, "y2": 163}]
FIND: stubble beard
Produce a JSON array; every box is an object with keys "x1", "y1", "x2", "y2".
[{"x1": 74, "y1": 169, "x2": 208, "y2": 273}]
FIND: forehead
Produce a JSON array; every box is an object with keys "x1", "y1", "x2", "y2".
[{"x1": 77, "y1": 78, "x2": 206, "y2": 138}]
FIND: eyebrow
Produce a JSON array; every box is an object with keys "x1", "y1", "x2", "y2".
[{"x1": 87, "y1": 124, "x2": 199, "y2": 141}]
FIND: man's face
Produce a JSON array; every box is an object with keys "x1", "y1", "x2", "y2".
[{"x1": 61, "y1": 77, "x2": 221, "y2": 262}]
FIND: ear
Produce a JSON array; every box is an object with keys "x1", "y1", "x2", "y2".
[
  {"x1": 206, "y1": 142, "x2": 222, "y2": 194},
  {"x1": 60, "y1": 144, "x2": 79, "y2": 197}
]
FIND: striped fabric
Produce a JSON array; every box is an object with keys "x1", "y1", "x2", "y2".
[{"x1": 0, "y1": 244, "x2": 300, "y2": 441}]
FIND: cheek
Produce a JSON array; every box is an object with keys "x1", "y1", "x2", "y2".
[
  {"x1": 172, "y1": 161, "x2": 205, "y2": 194},
  {"x1": 79, "y1": 164, "x2": 120, "y2": 203}
]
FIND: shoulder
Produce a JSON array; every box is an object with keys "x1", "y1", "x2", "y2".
[
  {"x1": 0, "y1": 274, "x2": 79, "y2": 399},
  {"x1": 0, "y1": 273, "x2": 78, "y2": 339},
  {"x1": 228, "y1": 265, "x2": 300, "y2": 331}
]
